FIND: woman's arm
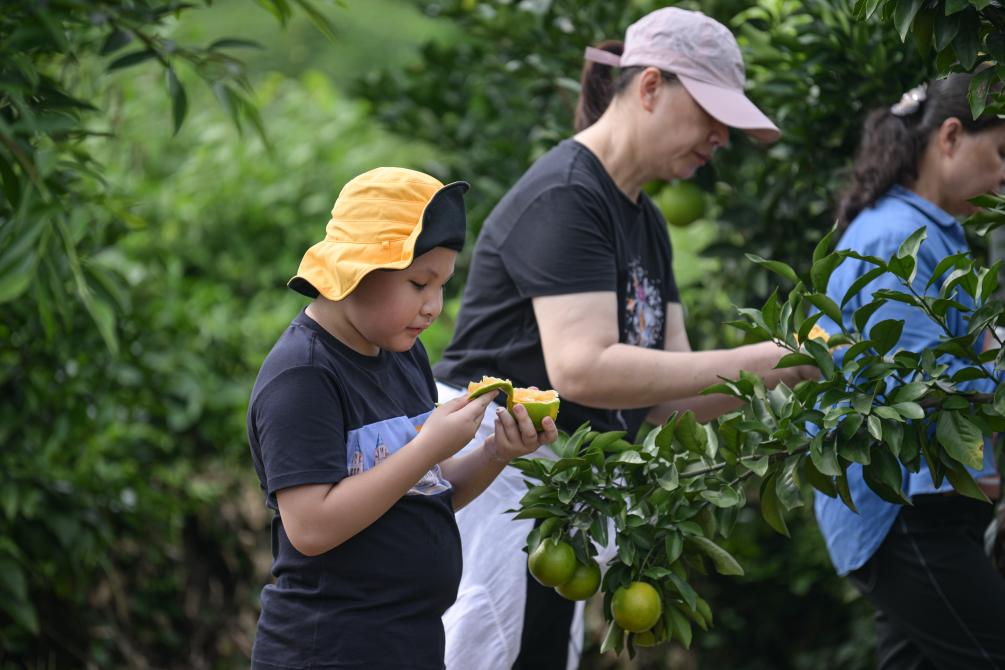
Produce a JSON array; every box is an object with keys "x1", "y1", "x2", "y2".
[
  {"x1": 533, "y1": 293, "x2": 813, "y2": 410},
  {"x1": 645, "y1": 302, "x2": 745, "y2": 423}
]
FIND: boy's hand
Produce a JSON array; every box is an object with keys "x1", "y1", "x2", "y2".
[
  {"x1": 420, "y1": 392, "x2": 498, "y2": 461},
  {"x1": 487, "y1": 402, "x2": 559, "y2": 463}
]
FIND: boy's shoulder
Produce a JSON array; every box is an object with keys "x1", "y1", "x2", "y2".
[{"x1": 253, "y1": 311, "x2": 433, "y2": 399}]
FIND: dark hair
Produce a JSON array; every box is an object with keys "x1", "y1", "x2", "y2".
[
  {"x1": 836, "y1": 71, "x2": 1005, "y2": 230},
  {"x1": 573, "y1": 40, "x2": 679, "y2": 132}
]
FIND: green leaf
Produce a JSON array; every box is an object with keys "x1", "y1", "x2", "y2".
[
  {"x1": 701, "y1": 485, "x2": 740, "y2": 508},
  {"x1": 889, "y1": 382, "x2": 928, "y2": 403},
  {"x1": 862, "y1": 445, "x2": 909, "y2": 504},
  {"x1": 668, "y1": 572, "x2": 699, "y2": 610},
  {"x1": 934, "y1": 10, "x2": 961, "y2": 51},
  {"x1": 600, "y1": 622, "x2": 624, "y2": 655},
  {"x1": 944, "y1": 0, "x2": 969, "y2": 15},
  {"x1": 804, "y1": 339, "x2": 835, "y2": 379},
  {"x1": 687, "y1": 536, "x2": 744, "y2": 576},
  {"x1": 811, "y1": 254, "x2": 843, "y2": 294},
  {"x1": 835, "y1": 469, "x2": 858, "y2": 513},
  {"x1": 759, "y1": 473, "x2": 789, "y2": 537},
  {"x1": 208, "y1": 38, "x2": 265, "y2": 50},
  {"x1": 876, "y1": 403, "x2": 900, "y2": 419},
  {"x1": 994, "y1": 384, "x2": 1005, "y2": 416},
  {"x1": 869, "y1": 319, "x2": 904, "y2": 355},
  {"x1": 108, "y1": 49, "x2": 159, "y2": 71},
  {"x1": 936, "y1": 411, "x2": 984, "y2": 470},
  {"x1": 668, "y1": 606, "x2": 693, "y2": 649},
  {"x1": 665, "y1": 531, "x2": 683, "y2": 564},
  {"x1": 166, "y1": 68, "x2": 188, "y2": 135},
  {"x1": 674, "y1": 411, "x2": 706, "y2": 455},
  {"x1": 942, "y1": 459, "x2": 991, "y2": 502},
  {"x1": 883, "y1": 420, "x2": 904, "y2": 457},
  {"x1": 746, "y1": 254, "x2": 800, "y2": 284},
  {"x1": 801, "y1": 456, "x2": 836, "y2": 497},
  {"x1": 968, "y1": 68, "x2": 995, "y2": 120},
  {"x1": 778, "y1": 352, "x2": 817, "y2": 368},
  {"x1": 811, "y1": 438, "x2": 841, "y2": 477},
  {"x1": 291, "y1": 0, "x2": 339, "y2": 43},
  {"x1": 842, "y1": 267, "x2": 887, "y2": 307},
  {"x1": 812, "y1": 228, "x2": 836, "y2": 265},
  {"x1": 854, "y1": 300, "x2": 887, "y2": 333},
  {"x1": 951, "y1": 8, "x2": 980, "y2": 69},
  {"x1": 657, "y1": 464, "x2": 679, "y2": 492},
  {"x1": 867, "y1": 414, "x2": 883, "y2": 441},
  {"x1": 893, "y1": 402, "x2": 926, "y2": 420},
  {"x1": 805, "y1": 293, "x2": 843, "y2": 326},
  {"x1": 99, "y1": 28, "x2": 133, "y2": 55},
  {"x1": 893, "y1": 0, "x2": 923, "y2": 41}
]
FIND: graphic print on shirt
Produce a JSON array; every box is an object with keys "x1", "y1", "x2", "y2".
[
  {"x1": 344, "y1": 410, "x2": 451, "y2": 496},
  {"x1": 624, "y1": 258, "x2": 664, "y2": 348}
]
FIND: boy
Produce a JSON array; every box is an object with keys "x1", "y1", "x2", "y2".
[{"x1": 247, "y1": 167, "x2": 558, "y2": 670}]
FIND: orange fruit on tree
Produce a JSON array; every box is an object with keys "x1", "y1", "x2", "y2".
[
  {"x1": 527, "y1": 538, "x2": 577, "y2": 587},
  {"x1": 555, "y1": 560, "x2": 601, "y2": 601},
  {"x1": 633, "y1": 629, "x2": 659, "y2": 647},
  {"x1": 657, "y1": 181, "x2": 706, "y2": 228},
  {"x1": 611, "y1": 581, "x2": 663, "y2": 633}
]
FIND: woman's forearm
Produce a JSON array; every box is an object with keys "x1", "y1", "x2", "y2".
[{"x1": 552, "y1": 340, "x2": 798, "y2": 410}]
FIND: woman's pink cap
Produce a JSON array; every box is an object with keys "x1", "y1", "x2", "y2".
[{"x1": 585, "y1": 7, "x2": 781, "y2": 143}]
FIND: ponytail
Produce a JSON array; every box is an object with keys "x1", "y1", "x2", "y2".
[
  {"x1": 837, "y1": 71, "x2": 1005, "y2": 232},
  {"x1": 574, "y1": 40, "x2": 624, "y2": 132},
  {"x1": 836, "y1": 107, "x2": 925, "y2": 230}
]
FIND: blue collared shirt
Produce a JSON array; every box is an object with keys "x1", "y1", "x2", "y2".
[{"x1": 813, "y1": 185, "x2": 999, "y2": 575}]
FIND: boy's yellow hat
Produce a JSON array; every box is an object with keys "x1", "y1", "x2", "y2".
[{"x1": 288, "y1": 167, "x2": 469, "y2": 301}]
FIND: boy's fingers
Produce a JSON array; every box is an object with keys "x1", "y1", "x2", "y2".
[
  {"x1": 438, "y1": 395, "x2": 469, "y2": 411},
  {"x1": 511, "y1": 404, "x2": 538, "y2": 442},
  {"x1": 539, "y1": 416, "x2": 559, "y2": 443},
  {"x1": 456, "y1": 391, "x2": 496, "y2": 418}
]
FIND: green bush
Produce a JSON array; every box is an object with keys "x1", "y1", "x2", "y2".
[{"x1": 0, "y1": 67, "x2": 437, "y2": 666}]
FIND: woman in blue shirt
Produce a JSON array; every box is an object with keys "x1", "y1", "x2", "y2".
[{"x1": 815, "y1": 72, "x2": 1005, "y2": 669}]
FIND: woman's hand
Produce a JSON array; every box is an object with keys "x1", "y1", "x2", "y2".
[{"x1": 485, "y1": 403, "x2": 559, "y2": 463}]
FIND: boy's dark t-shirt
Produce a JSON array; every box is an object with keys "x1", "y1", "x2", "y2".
[
  {"x1": 434, "y1": 139, "x2": 679, "y2": 437},
  {"x1": 247, "y1": 310, "x2": 460, "y2": 670}
]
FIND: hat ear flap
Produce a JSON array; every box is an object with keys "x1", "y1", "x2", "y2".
[{"x1": 413, "y1": 181, "x2": 470, "y2": 257}]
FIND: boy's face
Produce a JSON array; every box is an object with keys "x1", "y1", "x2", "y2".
[{"x1": 343, "y1": 246, "x2": 457, "y2": 354}]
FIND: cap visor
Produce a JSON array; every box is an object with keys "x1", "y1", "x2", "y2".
[{"x1": 679, "y1": 77, "x2": 781, "y2": 143}]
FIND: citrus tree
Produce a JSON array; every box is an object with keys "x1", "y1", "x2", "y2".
[{"x1": 514, "y1": 220, "x2": 1005, "y2": 656}]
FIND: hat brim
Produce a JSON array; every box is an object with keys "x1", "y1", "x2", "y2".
[
  {"x1": 288, "y1": 180, "x2": 470, "y2": 301},
  {"x1": 679, "y1": 77, "x2": 781, "y2": 144}
]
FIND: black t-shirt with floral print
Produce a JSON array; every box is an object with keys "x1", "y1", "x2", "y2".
[{"x1": 434, "y1": 139, "x2": 679, "y2": 437}]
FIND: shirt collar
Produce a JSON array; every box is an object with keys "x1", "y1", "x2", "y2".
[{"x1": 887, "y1": 184, "x2": 957, "y2": 229}]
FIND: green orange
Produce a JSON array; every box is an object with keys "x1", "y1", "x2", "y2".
[
  {"x1": 633, "y1": 629, "x2": 659, "y2": 647},
  {"x1": 657, "y1": 181, "x2": 706, "y2": 228},
  {"x1": 527, "y1": 538, "x2": 577, "y2": 587},
  {"x1": 611, "y1": 582, "x2": 663, "y2": 633},
  {"x1": 467, "y1": 376, "x2": 560, "y2": 431},
  {"x1": 554, "y1": 560, "x2": 601, "y2": 601}
]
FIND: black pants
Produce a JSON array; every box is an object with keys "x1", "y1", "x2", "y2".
[{"x1": 848, "y1": 496, "x2": 1005, "y2": 670}]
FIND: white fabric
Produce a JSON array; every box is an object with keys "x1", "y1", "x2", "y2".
[{"x1": 438, "y1": 381, "x2": 585, "y2": 670}]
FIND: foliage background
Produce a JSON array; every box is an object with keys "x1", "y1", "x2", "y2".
[{"x1": 2, "y1": 0, "x2": 996, "y2": 667}]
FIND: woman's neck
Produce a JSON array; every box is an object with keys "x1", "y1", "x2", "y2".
[{"x1": 574, "y1": 111, "x2": 649, "y2": 201}]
